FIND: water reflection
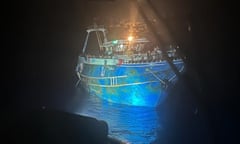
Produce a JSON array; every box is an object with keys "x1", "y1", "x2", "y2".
[{"x1": 75, "y1": 93, "x2": 161, "y2": 144}]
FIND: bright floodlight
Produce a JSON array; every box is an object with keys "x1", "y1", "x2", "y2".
[{"x1": 128, "y1": 36, "x2": 133, "y2": 42}]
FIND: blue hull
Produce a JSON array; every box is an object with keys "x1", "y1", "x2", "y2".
[
  {"x1": 83, "y1": 81, "x2": 167, "y2": 107},
  {"x1": 79, "y1": 59, "x2": 184, "y2": 107}
]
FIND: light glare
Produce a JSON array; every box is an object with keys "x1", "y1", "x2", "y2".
[{"x1": 128, "y1": 36, "x2": 133, "y2": 41}]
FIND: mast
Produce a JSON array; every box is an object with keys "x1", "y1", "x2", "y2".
[{"x1": 82, "y1": 24, "x2": 108, "y2": 54}]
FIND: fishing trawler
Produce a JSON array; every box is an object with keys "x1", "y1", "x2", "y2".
[{"x1": 75, "y1": 24, "x2": 184, "y2": 107}]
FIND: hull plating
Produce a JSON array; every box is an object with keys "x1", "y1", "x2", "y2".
[{"x1": 79, "y1": 58, "x2": 184, "y2": 107}]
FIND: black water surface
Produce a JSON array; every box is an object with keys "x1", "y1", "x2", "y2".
[{"x1": 64, "y1": 75, "x2": 211, "y2": 144}]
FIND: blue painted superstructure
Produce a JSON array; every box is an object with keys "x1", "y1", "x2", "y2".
[{"x1": 76, "y1": 25, "x2": 185, "y2": 107}]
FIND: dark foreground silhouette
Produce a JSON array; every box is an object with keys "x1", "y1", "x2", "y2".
[{"x1": 7, "y1": 110, "x2": 125, "y2": 144}]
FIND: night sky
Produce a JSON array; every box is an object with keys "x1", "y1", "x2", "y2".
[{"x1": 4, "y1": 0, "x2": 237, "y2": 143}]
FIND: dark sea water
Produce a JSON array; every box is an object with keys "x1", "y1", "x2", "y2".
[
  {"x1": 77, "y1": 95, "x2": 160, "y2": 144},
  {"x1": 66, "y1": 81, "x2": 211, "y2": 144}
]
